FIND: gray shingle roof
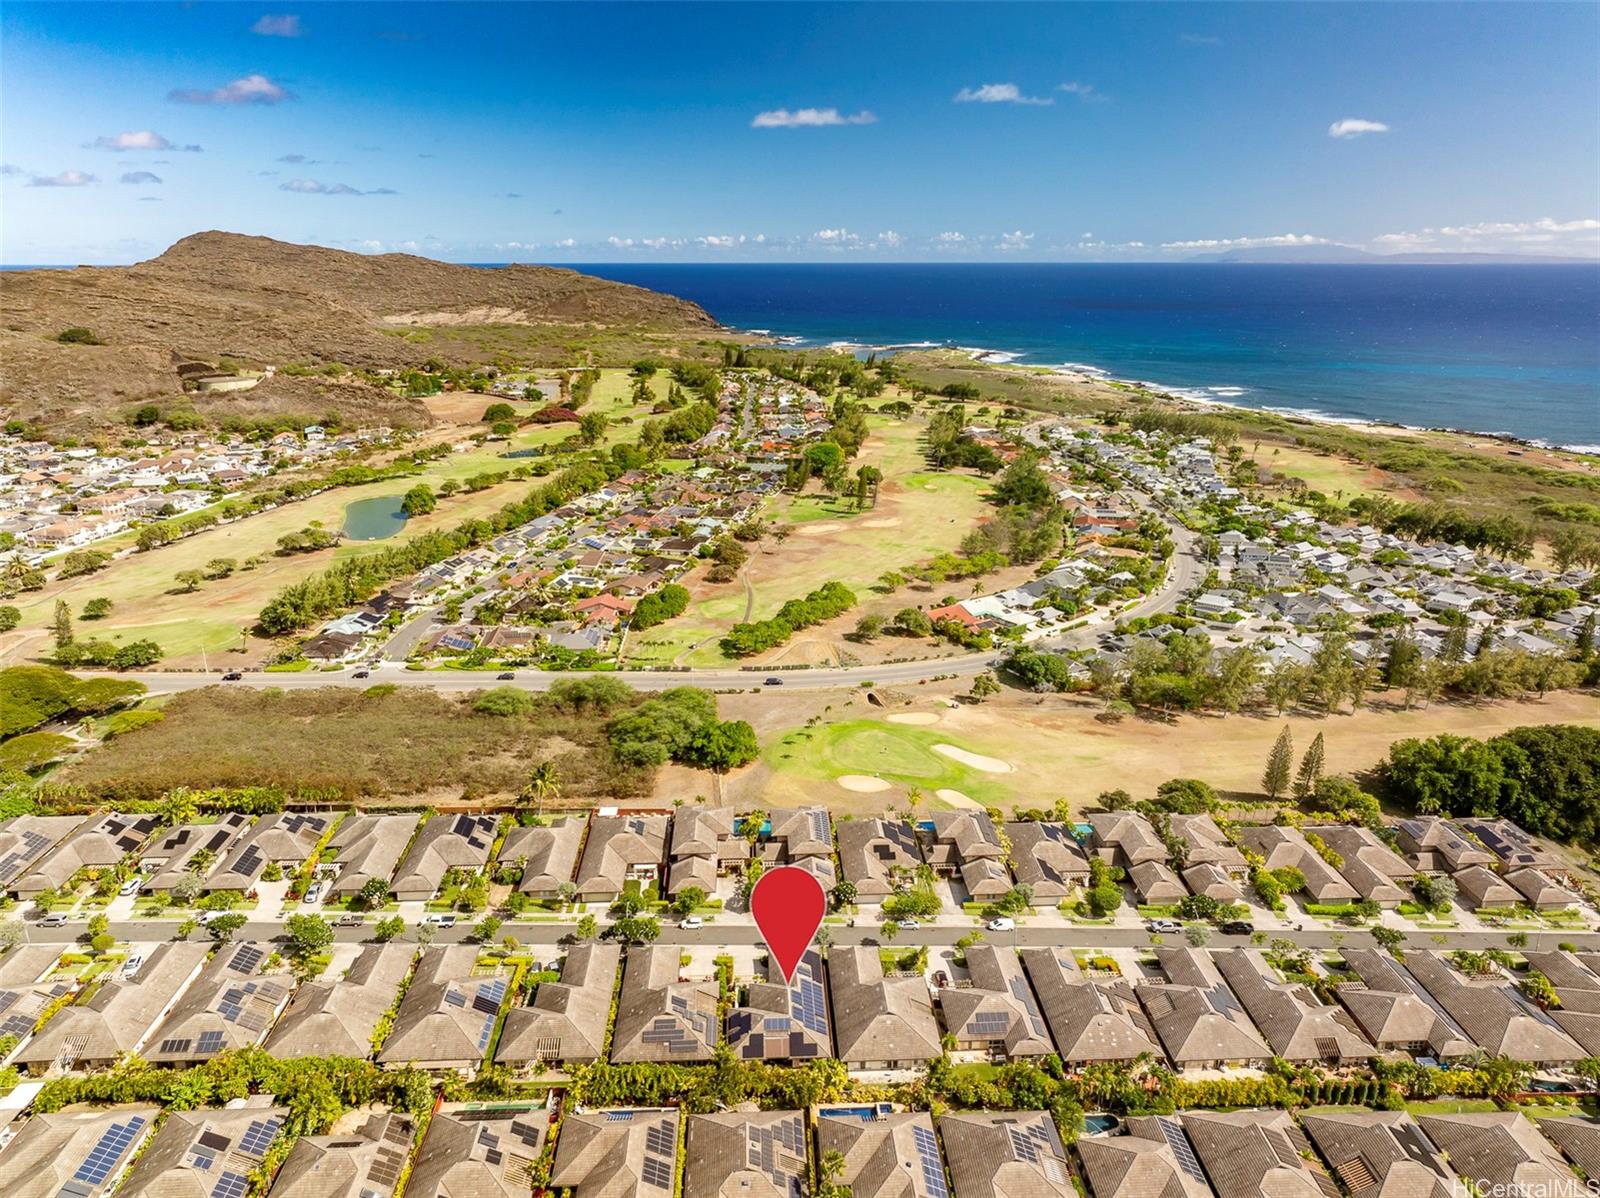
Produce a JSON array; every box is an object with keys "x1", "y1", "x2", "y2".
[
  {"x1": 1211, "y1": 948, "x2": 1375, "y2": 1063},
  {"x1": 501, "y1": 816, "x2": 586, "y2": 897},
  {"x1": 829, "y1": 946, "x2": 941, "y2": 1067},
  {"x1": 816, "y1": 1110, "x2": 942, "y2": 1198},
  {"x1": 939, "y1": 1111, "x2": 1073, "y2": 1198},
  {"x1": 1416, "y1": 1112, "x2": 1582, "y2": 1198},
  {"x1": 683, "y1": 1111, "x2": 808, "y2": 1198},
  {"x1": 611, "y1": 946, "x2": 718, "y2": 1064},
  {"x1": 549, "y1": 1107, "x2": 680, "y2": 1198},
  {"x1": 1021, "y1": 947, "x2": 1160, "y2": 1065},
  {"x1": 1298, "y1": 1109, "x2": 1458, "y2": 1198},
  {"x1": 497, "y1": 942, "x2": 621, "y2": 1066},
  {"x1": 264, "y1": 942, "x2": 414, "y2": 1060}
]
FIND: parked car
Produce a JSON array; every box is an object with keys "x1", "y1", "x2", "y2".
[
  {"x1": 221, "y1": 671, "x2": 243, "y2": 681},
  {"x1": 122, "y1": 954, "x2": 144, "y2": 977},
  {"x1": 764, "y1": 677, "x2": 784, "y2": 686},
  {"x1": 897, "y1": 919, "x2": 921, "y2": 930},
  {"x1": 1146, "y1": 919, "x2": 1182, "y2": 934},
  {"x1": 335, "y1": 914, "x2": 365, "y2": 927},
  {"x1": 119, "y1": 876, "x2": 143, "y2": 897},
  {"x1": 303, "y1": 882, "x2": 323, "y2": 904},
  {"x1": 497, "y1": 672, "x2": 516, "y2": 681},
  {"x1": 932, "y1": 970, "x2": 950, "y2": 988},
  {"x1": 352, "y1": 669, "x2": 370, "y2": 679},
  {"x1": 1219, "y1": 920, "x2": 1255, "y2": 936},
  {"x1": 987, "y1": 916, "x2": 1016, "y2": 932},
  {"x1": 423, "y1": 913, "x2": 457, "y2": 927},
  {"x1": 37, "y1": 913, "x2": 68, "y2": 928},
  {"x1": 681, "y1": 915, "x2": 703, "y2": 930}
]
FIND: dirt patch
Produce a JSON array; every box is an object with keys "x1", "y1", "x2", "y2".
[
  {"x1": 837, "y1": 774, "x2": 893, "y2": 793},
  {"x1": 933, "y1": 743, "x2": 1013, "y2": 773},
  {"x1": 888, "y1": 712, "x2": 941, "y2": 726}
]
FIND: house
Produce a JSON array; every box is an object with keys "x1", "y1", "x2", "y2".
[
  {"x1": 1211, "y1": 948, "x2": 1376, "y2": 1063},
  {"x1": 1505, "y1": 867, "x2": 1579, "y2": 911},
  {"x1": 390, "y1": 814, "x2": 499, "y2": 902},
  {"x1": 726, "y1": 948, "x2": 832, "y2": 1061},
  {"x1": 836, "y1": 819, "x2": 923, "y2": 903},
  {"x1": 1076, "y1": 1119, "x2": 1215, "y2": 1198},
  {"x1": 325, "y1": 814, "x2": 419, "y2": 901},
  {"x1": 574, "y1": 815, "x2": 669, "y2": 902},
  {"x1": 667, "y1": 806, "x2": 749, "y2": 897},
  {"x1": 407, "y1": 1105, "x2": 550, "y2": 1197},
  {"x1": 1392, "y1": 817, "x2": 1495, "y2": 874},
  {"x1": 1234, "y1": 824, "x2": 1357, "y2": 904},
  {"x1": 1135, "y1": 947, "x2": 1272, "y2": 1071},
  {"x1": 377, "y1": 945, "x2": 509, "y2": 1071},
  {"x1": 923, "y1": 812, "x2": 1012, "y2": 902},
  {"x1": 1540, "y1": 1117, "x2": 1600, "y2": 1183},
  {"x1": 939, "y1": 1111, "x2": 1074, "y2": 1198},
  {"x1": 499, "y1": 816, "x2": 586, "y2": 898},
  {"x1": 0, "y1": 1105, "x2": 159, "y2": 1198},
  {"x1": 264, "y1": 943, "x2": 415, "y2": 1060},
  {"x1": 138, "y1": 814, "x2": 252, "y2": 892},
  {"x1": 1181, "y1": 863, "x2": 1242, "y2": 904},
  {"x1": 1401, "y1": 951, "x2": 1583, "y2": 1063},
  {"x1": 1088, "y1": 812, "x2": 1168, "y2": 867},
  {"x1": 1334, "y1": 948, "x2": 1475, "y2": 1059},
  {"x1": 762, "y1": 807, "x2": 838, "y2": 893},
  {"x1": 1451, "y1": 818, "x2": 1564, "y2": 872},
  {"x1": 207, "y1": 812, "x2": 333, "y2": 892},
  {"x1": 1167, "y1": 814, "x2": 1246, "y2": 872},
  {"x1": 1416, "y1": 1113, "x2": 1583, "y2": 1198},
  {"x1": 268, "y1": 1110, "x2": 415, "y2": 1198},
  {"x1": 1166, "y1": 1110, "x2": 1334, "y2": 1198},
  {"x1": 683, "y1": 1111, "x2": 808, "y2": 1198},
  {"x1": 117, "y1": 1105, "x2": 289, "y2": 1197},
  {"x1": 1452, "y1": 865, "x2": 1521, "y2": 910},
  {"x1": 938, "y1": 944, "x2": 1054, "y2": 1059},
  {"x1": 1128, "y1": 860, "x2": 1188, "y2": 905},
  {"x1": 1307, "y1": 825, "x2": 1415, "y2": 907},
  {"x1": 549, "y1": 1107, "x2": 680, "y2": 1198},
  {"x1": 496, "y1": 943, "x2": 622, "y2": 1068},
  {"x1": 610, "y1": 946, "x2": 719, "y2": 1064},
  {"x1": 815, "y1": 1110, "x2": 946, "y2": 1198},
  {"x1": 829, "y1": 946, "x2": 941, "y2": 1070},
  {"x1": 16, "y1": 941, "x2": 209, "y2": 1073},
  {"x1": 13, "y1": 811, "x2": 160, "y2": 898},
  {"x1": 1004, "y1": 823, "x2": 1089, "y2": 901},
  {"x1": 0, "y1": 945, "x2": 73, "y2": 1043},
  {"x1": 0, "y1": 815, "x2": 85, "y2": 893},
  {"x1": 1298, "y1": 1110, "x2": 1461, "y2": 1198},
  {"x1": 144, "y1": 941, "x2": 294, "y2": 1066},
  {"x1": 1517, "y1": 951, "x2": 1600, "y2": 1056},
  {"x1": 1021, "y1": 947, "x2": 1159, "y2": 1066}
]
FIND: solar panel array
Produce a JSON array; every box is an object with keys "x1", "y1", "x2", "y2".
[
  {"x1": 640, "y1": 1115, "x2": 676, "y2": 1191},
  {"x1": 239, "y1": 1117, "x2": 282, "y2": 1158},
  {"x1": 807, "y1": 810, "x2": 831, "y2": 844},
  {"x1": 789, "y1": 957, "x2": 829, "y2": 1036},
  {"x1": 1156, "y1": 1117, "x2": 1207, "y2": 1183},
  {"x1": 72, "y1": 1114, "x2": 146, "y2": 1187},
  {"x1": 211, "y1": 1171, "x2": 249, "y2": 1198},
  {"x1": 229, "y1": 945, "x2": 264, "y2": 974},
  {"x1": 0, "y1": 828, "x2": 54, "y2": 884},
  {"x1": 1004, "y1": 1119, "x2": 1057, "y2": 1167},
  {"x1": 1009, "y1": 977, "x2": 1050, "y2": 1039},
  {"x1": 911, "y1": 1124, "x2": 948, "y2": 1198},
  {"x1": 744, "y1": 1115, "x2": 806, "y2": 1192},
  {"x1": 196, "y1": 1030, "x2": 225, "y2": 1055},
  {"x1": 966, "y1": 1011, "x2": 1010, "y2": 1038}
]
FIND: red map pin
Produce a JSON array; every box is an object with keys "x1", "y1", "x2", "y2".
[{"x1": 750, "y1": 866, "x2": 827, "y2": 984}]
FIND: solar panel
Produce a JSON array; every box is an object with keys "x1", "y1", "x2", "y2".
[
  {"x1": 196, "y1": 1030, "x2": 225, "y2": 1054},
  {"x1": 238, "y1": 1117, "x2": 281, "y2": 1158},
  {"x1": 230, "y1": 945, "x2": 263, "y2": 974},
  {"x1": 445, "y1": 989, "x2": 467, "y2": 1009},
  {"x1": 72, "y1": 1115, "x2": 146, "y2": 1186},
  {"x1": 808, "y1": 810, "x2": 830, "y2": 843},
  {"x1": 641, "y1": 1157, "x2": 673, "y2": 1189},
  {"x1": 211, "y1": 1171, "x2": 249, "y2": 1198},
  {"x1": 158, "y1": 1037, "x2": 192, "y2": 1055},
  {"x1": 645, "y1": 1122, "x2": 674, "y2": 1156},
  {"x1": 1156, "y1": 1117, "x2": 1207, "y2": 1183},
  {"x1": 606, "y1": 1111, "x2": 634, "y2": 1122},
  {"x1": 911, "y1": 1125, "x2": 947, "y2": 1198}
]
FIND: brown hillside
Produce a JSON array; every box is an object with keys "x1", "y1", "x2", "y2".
[{"x1": 0, "y1": 231, "x2": 720, "y2": 429}]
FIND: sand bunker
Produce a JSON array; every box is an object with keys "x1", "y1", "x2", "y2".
[
  {"x1": 936, "y1": 788, "x2": 983, "y2": 810},
  {"x1": 837, "y1": 774, "x2": 893, "y2": 793},
  {"x1": 933, "y1": 744, "x2": 1014, "y2": 773},
  {"x1": 887, "y1": 712, "x2": 940, "y2": 726}
]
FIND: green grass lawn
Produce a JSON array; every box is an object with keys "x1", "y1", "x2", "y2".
[{"x1": 762, "y1": 719, "x2": 1020, "y2": 807}]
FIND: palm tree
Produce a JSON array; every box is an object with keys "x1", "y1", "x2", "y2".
[{"x1": 524, "y1": 762, "x2": 560, "y2": 817}]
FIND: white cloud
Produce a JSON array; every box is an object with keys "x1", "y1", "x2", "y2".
[
  {"x1": 954, "y1": 82, "x2": 1053, "y2": 106},
  {"x1": 1159, "y1": 232, "x2": 1331, "y2": 250},
  {"x1": 996, "y1": 230, "x2": 1035, "y2": 252},
  {"x1": 1057, "y1": 82, "x2": 1103, "y2": 102},
  {"x1": 934, "y1": 231, "x2": 966, "y2": 243},
  {"x1": 699, "y1": 235, "x2": 739, "y2": 248},
  {"x1": 279, "y1": 178, "x2": 395, "y2": 196},
  {"x1": 27, "y1": 169, "x2": 96, "y2": 187},
  {"x1": 91, "y1": 130, "x2": 200, "y2": 152},
  {"x1": 1369, "y1": 217, "x2": 1600, "y2": 257},
  {"x1": 554, "y1": 238, "x2": 576, "y2": 249},
  {"x1": 251, "y1": 13, "x2": 301, "y2": 36},
  {"x1": 1328, "y1": 118, "x2": 1390, "y2": 139},
  {"x1": 607, "y1": 236, "x2": 635, "y2": 249},
  {"x1": 120, "y1": 171, "x2": 162, "y2": 185},
  {"x1": 811, "y1": 228, "x2": 858, "y2": 244},
  {"x1": 751, "y1": 107, "x2": 876, "y2": 128},
  {"x1": 170, "y1": 74, "x2": 294, "y2": 105},
  {"x1": 876, "y1": 230, "x2": 904, "y2": 248}
]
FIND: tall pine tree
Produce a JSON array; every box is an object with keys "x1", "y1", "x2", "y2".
[
  {"x1": 1294, "y1": 731, "x2": 1326, "y2": 800},
  {"x1": 1262, "y1": 726, "x2": 1294, "y2": 799}
]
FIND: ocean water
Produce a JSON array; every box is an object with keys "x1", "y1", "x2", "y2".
[{"x1": 569, "y1": 263, "x2": 1600, "y2": 450}]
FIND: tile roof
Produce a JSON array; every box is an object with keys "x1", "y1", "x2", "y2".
[
  {"x1": 497, "y1": 942, "x2": 621, "y2": 1066},
  {"x1": 815, "y1": 1110, "x2": 944, "y2": 1198},
  {"x1": 1298, "y1": 1110, "x2": 1461, "y2": 1198},
  {"x1": 378, "y1": 945, "x2": 509, "y2": 1068},
  {"x1": 264, "y1": 943, "x2": 415, "y2": 1060},
  {"x1": 829, "y1": 946, "x2": 941, "y2": 1067},
  {"x1": 267, "y1": 1110, "x2": 415, "y2": 1198},
  {"x1": 1135, "y1": 947, "x2": 1271, "y2": 1067},
  {"x1": 1416, "y1": 1112, "x2": 1582, "y2": 1198},
  {"x1": 501, "y1": 816, "x2": 586, "y2": 896},
  {"x1": 938, "y1": 1111, "x2": 1072, "y2": 1198},
  {"x1": 0, "y1": 1103, "x2": 159, "y2": 1198},
  {"x1": 550, "y1": 1107, "x2": 681, "y2": 1198},
  {"x1": 1211, "y1": 949, "x2": 1375, "y2": 1063},
  {"x1": 611, "y1": 946, "x2": 719, "y2": 1063},
  {"x1": 937, "y1": 944, "x2": 1053, "y2": 1058},
  {"x1": 683, "y1": 1111, "x2": 808, "y2": 1198},
  {"x1": 1004, "y1": 823, "x2": 1089, "y2": 899},
  {"x1": 1021, "y1": 947, "x2": 1160, "y2": 1065},
  {"x1": 408, "y1": 1105, "x2": 550, "y2": 1197}
]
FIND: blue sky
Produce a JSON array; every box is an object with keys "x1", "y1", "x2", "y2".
[{"x1": 2, "y1": 1, "x2": 1597, "y2": 263}]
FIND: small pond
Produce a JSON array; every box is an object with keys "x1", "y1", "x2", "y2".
[{"x1": 342, "y1": 495, "x2": 410, "y2": 541}]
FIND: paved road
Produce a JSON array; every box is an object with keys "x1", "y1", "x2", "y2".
[{"x1": 21, "y1": 918, "x2": 1595, "y2": 955}]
